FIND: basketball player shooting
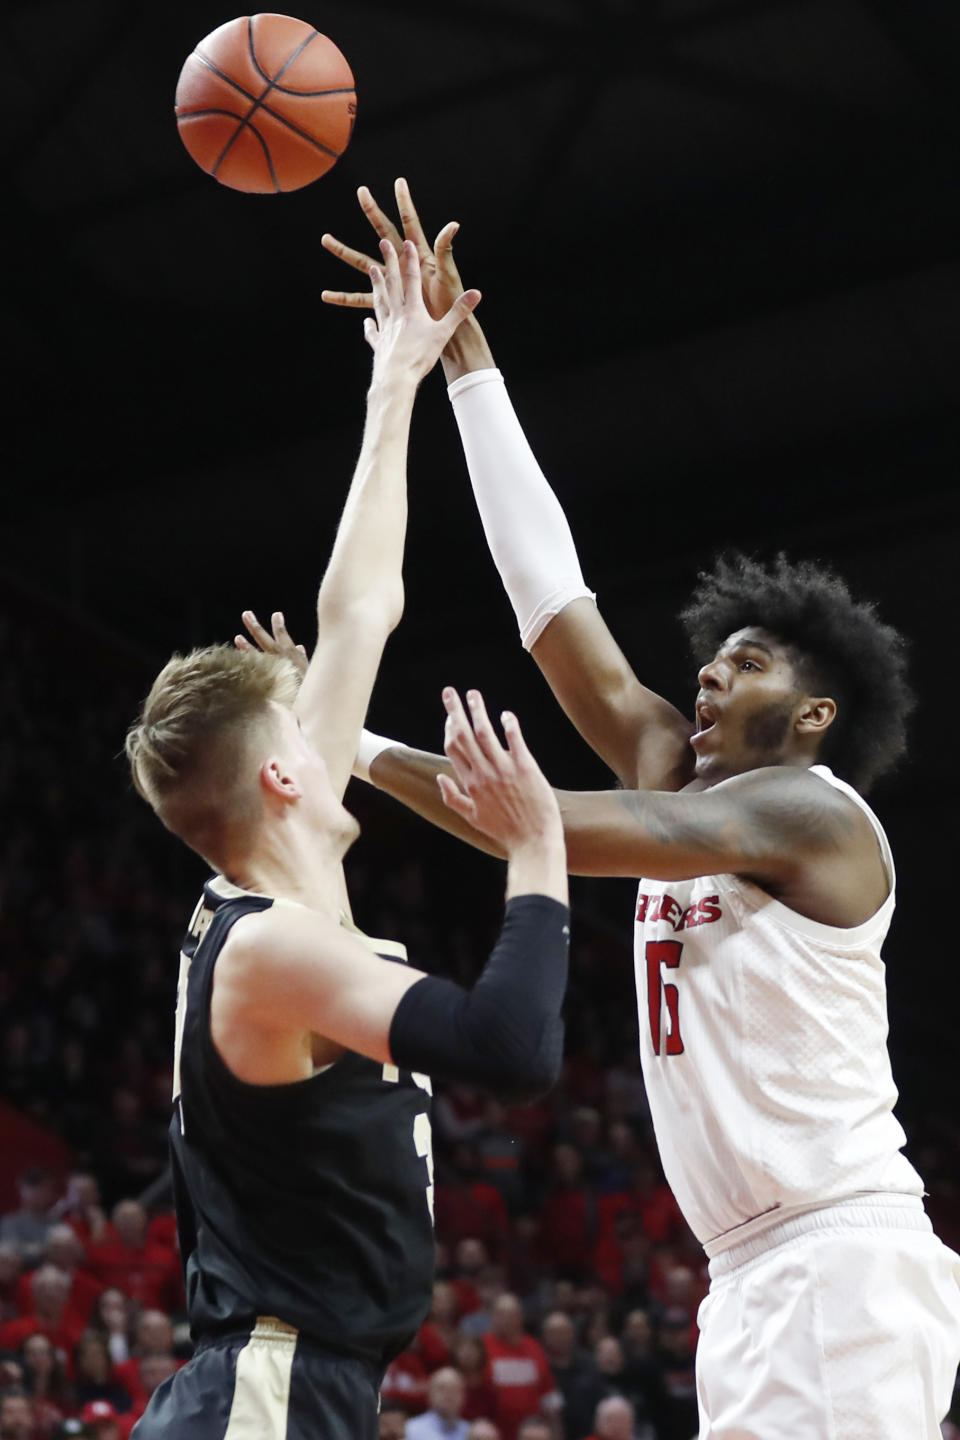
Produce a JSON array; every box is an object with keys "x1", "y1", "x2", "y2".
[
  {"x1": 124, "y1": 241, "x2": 574, "y2": 1440},
  {"x1": 307, "y1": 181, "x2": 960, "y2": 1439}
]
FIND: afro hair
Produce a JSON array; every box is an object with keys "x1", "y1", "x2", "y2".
[{"x1": 678, "y1": 552, "x2": 914, "y2": 793}]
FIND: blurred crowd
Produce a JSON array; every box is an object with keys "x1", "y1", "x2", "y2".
[{"x1": 1, "y1": 603, "x2": 959, "y2": 1440}]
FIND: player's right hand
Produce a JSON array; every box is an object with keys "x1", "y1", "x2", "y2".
[
  {"x1": 437, "y1": 687, "x2": 564, "y2": 857},
  {"x1": 365, "y1": 239, "x2": 479, "y2": 384},
  {"x1": 321, "y1": 177, "x2": 466, "y2": 322}
]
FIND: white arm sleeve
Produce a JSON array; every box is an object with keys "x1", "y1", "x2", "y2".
[
  {"x1": 353, "y1": 729, "x2": 400, "y2": 783},
  {"x1": 448, "y1": 368, "x2": 595, "y2": 650}
]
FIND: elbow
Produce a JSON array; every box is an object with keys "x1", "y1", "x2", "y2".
[
  {"x1": 316, "y1": 585, "x2": 404, "y2": 637},
  {"x1": 489, "y1": 1022, "x2": 565, "y2": 1104}
]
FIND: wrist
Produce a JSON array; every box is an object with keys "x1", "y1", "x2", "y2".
[
  {"x1": 441, "y1": 315, "x2": 496, "y2": 382},
  {"x1": 354, "y1": 729, "x2": 399, "y2": 783}
]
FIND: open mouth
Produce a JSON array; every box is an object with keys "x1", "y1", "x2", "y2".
[{"x1": 692, "y1": 699, "x2": 718, "y2": 743}]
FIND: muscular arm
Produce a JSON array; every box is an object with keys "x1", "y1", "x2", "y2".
[{"x1": 363, "y1": 740, "x2": 881, "y2": 923}]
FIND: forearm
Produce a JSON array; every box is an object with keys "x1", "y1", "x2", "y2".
[
  {"x1": 365, "y1": 742, "x2": 507, "y2": 858},
  {"x1": 388, "y1": 894, "x2": 570, "y2": 1100},
  {"x1": 315, "y1": 377, "x2": 416, "y2": 631},
  {"x1": 447, "y1": 370, "x2": 593, "y2": 649}
]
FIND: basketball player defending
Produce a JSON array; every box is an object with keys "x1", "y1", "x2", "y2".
[
  {"x1": 125, "y1": 242, "x2": 573, "y2": 1440},
  {"x1": 312, "y1": 182, "x2": 960, "y2": 1439}
]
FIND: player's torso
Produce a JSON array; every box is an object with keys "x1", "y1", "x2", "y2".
[
  {"x1": 633, "y1": 767, "x2": 923, "y2": 1249},
  {"x1": 170, "y1": 875, "x2": 435, "y2": 1363}
]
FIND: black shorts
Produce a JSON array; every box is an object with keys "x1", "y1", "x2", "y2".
[{"x1": 131, "y1": 1317, "x2": 382, "y2": 1440}]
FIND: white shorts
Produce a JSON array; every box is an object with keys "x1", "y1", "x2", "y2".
[{"x1": 695, "y1": 1195, "x2": 960, "y2": 1440}]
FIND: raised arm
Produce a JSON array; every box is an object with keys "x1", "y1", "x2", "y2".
[
  {"x1": 321, "y1": 179, "x2": 694, "y2": 792},
  {"x1": 295, "y1": 239, "x2": 479, "y2": 798}
]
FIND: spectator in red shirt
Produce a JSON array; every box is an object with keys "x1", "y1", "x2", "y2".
[
  {"x1": 50, "y1": 1174, "x2": 108, "y2": 1252},
  {"x1": 0, "y1": 1268, "x2": 86, "y2": 1364},
  {"x1": 114, "y1": 1310, "x2": 180, "y2": 1412},
  {"x1": 482, "y1": 1294, "x2": 558, "y2": 1440},
  {"x1": 539, "y1": 1146, "x2": 596, "y2": 1278},
  {"x1": 85, "y1": 1203, "x2": 177, "y2": 1312},
  {"x1": 381, "y1": 1346, "x2": 430, "y2": 1415},
  {"x1": 15, "y1": 1228, "x2": 101, "y2": 1332},
  {"x1": 418, "y1": 1281, "x2": 460, "y2": 1373},
  {"x1": 450, "y1": 1239, "x2": 487, "y2": 1319},
  {"x1": 451, "y1": 1335, "x2": 497, "y2": 1423},
  {"x1": 122, "y1": 1353, "x2": 179, "y2": 1428}
]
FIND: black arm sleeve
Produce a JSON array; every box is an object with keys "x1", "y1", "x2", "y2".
[{"x1": 388, "y1": 893, "x2": 570, "y2": 1102}]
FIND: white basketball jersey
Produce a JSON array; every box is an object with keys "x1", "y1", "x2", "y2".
[{"x1": 634, "y1": 765, "x2": 923, "y2": 1254}]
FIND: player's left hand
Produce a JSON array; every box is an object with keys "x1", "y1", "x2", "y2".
[
  {"x1": 438, "y1": 687, "x2": 562, "y2": 854},
  {"x1": 321, "y1": 177, "x2": 467, "y2": 322},
  {"x1": 235, "y1": 609, "x2": 308, "y2": 677}
]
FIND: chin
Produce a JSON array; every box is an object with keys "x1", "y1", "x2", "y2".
[{"x1": 339, "y1": 810, "x2": 361, "y2": 852}]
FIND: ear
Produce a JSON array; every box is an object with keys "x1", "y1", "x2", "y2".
[
  {"x1": 795, "y1": 696, "x2": 837, "y2": 736},
  {"x1": 260, "y1": 756, "x2": 301, "y2": 804}
]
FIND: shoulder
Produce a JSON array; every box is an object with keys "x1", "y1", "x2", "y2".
[
  {"x1": 216, "y1": 904, "x2": 342, "y2": 1006},
  {"x1": 711, "y1": 765, "x2": 867, "y2": 845}
]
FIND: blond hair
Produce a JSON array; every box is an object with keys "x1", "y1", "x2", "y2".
[{"x1": 125, "y1": 645, "x2": 300, "y2": 862}]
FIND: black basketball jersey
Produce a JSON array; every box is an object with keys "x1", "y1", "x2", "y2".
[{"x1": 169, "y1": 874, "x2": 435, "y2": 1365}]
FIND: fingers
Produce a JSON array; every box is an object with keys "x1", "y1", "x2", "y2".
[
  {"x1": 462, "y1": 689, "x2": 507, "y2": 767},
  {"x1": 394, "y1": 176, "x2": 430, "y2": 257},
  {"x1": 363, "y1": 316, "x2": 378, "y2": 351},
  {"x1": 442, "y1": 687, "x2": 479, "y2": 775},
  {"x1": 358, "y1": 185, "x2": 404, "y2": 249},
  {"x1": 320, "y1": 288, "x2": 374, "y2": 310},
  {"x1": 321, "y1": 231, "x2": 378, "y2": 277},
  {"x1": 241, "y1": 609, "x2": 275, "y2": 651},
  {"x1": 437, "y1": 772, "x2": 477, "y2": 823},
  {"x1": 437, "y1": 288, "x2": 481, "y2": 345},
  {"x1": 441, "y1": 687, "x2": 510, "y2": 778}
]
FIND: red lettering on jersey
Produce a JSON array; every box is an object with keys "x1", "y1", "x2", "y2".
[
  {"x1": 645, "y1": 940, "x2": 684, "y2": 1055},
  {"x1": 659, "y1": 896, "x2": 683, "y2": 929},
  {"x1": 697, "y1": 895, "x2": 722, "y2": 924},
  {"x1": 639, "y1": 893, "x2": 722, "y2": 931}
]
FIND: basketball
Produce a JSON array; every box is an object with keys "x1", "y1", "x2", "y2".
[{"x1": 175, "y1": 13, "x2": 356, "y2": 194}]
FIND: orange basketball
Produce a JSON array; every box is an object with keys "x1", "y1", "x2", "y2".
[{"x1": 175, "y1": 13, "x2": 356, "y2": 194}]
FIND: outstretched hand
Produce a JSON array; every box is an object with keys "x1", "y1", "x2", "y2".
[
  {"x1": 322, "y1": 177, "x2": 467, "y2": 321},
  {"x1": 235, "y1": 610, "x2": 308, "y2": 677},
  {"x1": 438, "y1": 687, "x2": 563, "y2": 855},
  {"x1": 364, "y1": 237, "x2": 480, "y2": 384}
]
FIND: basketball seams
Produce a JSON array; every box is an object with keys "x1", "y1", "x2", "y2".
[
  {"x1": 175, "y1": 15, "x2": 355, "y2": 191},
  {"x1": 185, "y1": 50, "x2": 342, "y2": 161}
]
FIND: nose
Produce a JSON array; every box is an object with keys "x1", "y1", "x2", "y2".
[{"x1": 697, "y1": 657, "x2": 725, "y2": 691}]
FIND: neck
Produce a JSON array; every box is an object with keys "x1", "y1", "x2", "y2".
[{"x1": 227, "y1": 822, "x2": 350, "y2": 917}]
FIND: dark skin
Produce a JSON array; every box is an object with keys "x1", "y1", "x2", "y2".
[{"x1": 239, "y1": 614, "x2": 888, "y2": 932}]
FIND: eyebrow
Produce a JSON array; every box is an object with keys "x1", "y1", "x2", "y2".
[{"x1": 721, "y1": 638, "x2": 776, "y2": 657}]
